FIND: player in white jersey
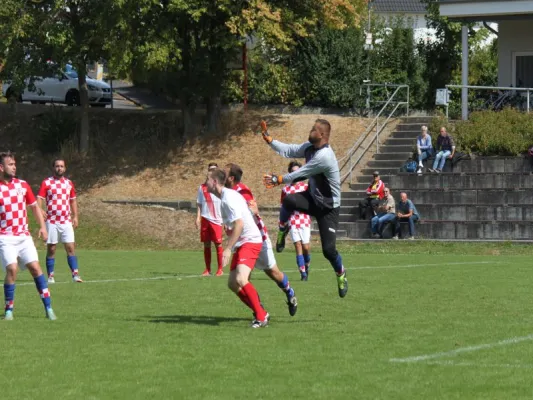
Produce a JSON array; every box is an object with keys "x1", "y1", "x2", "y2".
[
  {"x1": 0, "y1": 151, "x2": 57, "y2": 321},
  {"x1": 37, "y1": 158, "x2": 82, "y2": 283},
  {"x1": 206, "y1": 168, "x2": 269, "y2": 328},
  {"x1": 281, "y1": 161, "x2": 312, "y2": 281},
  {"x1": 196, "y1": 162, "x2": 223, "y2": 276}
]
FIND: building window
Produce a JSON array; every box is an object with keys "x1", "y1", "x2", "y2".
[{"x1": 513, "y1": 52, "x2": 533, "y2": 88}]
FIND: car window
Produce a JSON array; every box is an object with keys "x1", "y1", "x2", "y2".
[{"x1": 65, "y1": 70, "x2": 78, "y2": 79}]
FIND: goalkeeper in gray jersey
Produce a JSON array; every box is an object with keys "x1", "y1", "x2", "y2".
[{"x1": 261, "y1": 119, "x2": 348, "y2": 298}]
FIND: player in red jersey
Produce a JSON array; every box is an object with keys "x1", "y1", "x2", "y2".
[
  {"x1": 206, "y1": 168, "x2": 269, "y2": 328},
  {"x1": 196, "y1": 162, "x2": 223, "y2": 276},
  {"x1": 0, "y1": 151, "x2": 57, "y2": 321},
  {"x1": 281, "y1": 161, "x2": 312, "y2": 281},
  {"x1": 37, "y1": 158, "x2": 82, "y2": 283},
  {"x1": 225, "y1": 163, "x2": 298, "y2": 317}
]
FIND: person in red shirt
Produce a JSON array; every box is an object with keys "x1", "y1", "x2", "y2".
[
  {"x1": 225, "y1": 163, "x2": 298, "y2": 317},
  {"x1": 359, "y1": 171, "x2": 385, "y2": 220},
  {"x1": 0, "y1": 151, "x2": 57, "y2": 320},
  {"x1": 37, "y1": 158, "x2": 82, "y2": 283},
  {"x1": 196, "y1": 163, "x2": 223, "y2": 276}
]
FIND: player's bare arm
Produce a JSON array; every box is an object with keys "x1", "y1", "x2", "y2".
[
  {"x1": 222, "y1": 219, "x2": 243, "y2": 267},
  {"x1": 247, "y1": 199, "x2": 259, "y2": 216},
  {"x1": 29, "y1": 202, "x2": 48, "y2": 242},
  {"x1": 70, "y1": 198, "x2": 79, "y2": 229},
  {"x1": 195, "y1": 203, "x2": 201, "y2": 230},
  {"x1": 36, "y1": 196, "x2": 48, "y2": 220}
]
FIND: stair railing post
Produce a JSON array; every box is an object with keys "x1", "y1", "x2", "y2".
[
  {"x1": 376, "y1": 120, "x2": 379, "y2": 154},
  {"x1": 406, "y1": 85, "x2": 410, "y2": 116}
]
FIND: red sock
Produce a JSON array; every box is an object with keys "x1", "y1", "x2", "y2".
[
  {"x1": 242, "y1": 283, "x2": 266, "y2": 321},
  {"x1": 203, "y1": 247, "x2": 211, "y2": 272},
  {"x1": 216, "y1": 246, "x2": 223, "y2": 270},
  {"x1": 237, "y1": 289, "x2": 253, "y2": 310}
]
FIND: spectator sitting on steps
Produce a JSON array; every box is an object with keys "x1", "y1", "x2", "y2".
[
  {"x1": 359, "y1": 171, "x2": 384, "y2": 220},
  {"x1": 393, "y1": 192, "x2": 419, "y2": 240},
  {"x1": 429, "y1": 127, "x2": 455, "y2": 173},
  {"x1": 371, "y1": 187, "x2": 396, "y2": 239},
  {"x1": 416, "y1": 125, "x2": 433, "y2": 174}
]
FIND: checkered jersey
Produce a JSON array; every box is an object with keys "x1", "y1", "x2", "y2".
[
  {"x1": 233, "y1": 183, "x2": 269, "y2": 242},
  {"x1": 0, "y1": 178, "x2": 36, "y2": 236},
  {"x1": 281, "y1": 182, "x2": 311, "y2": 229},
  {"x1": 37, "y1": 177, "x2": 76, "y2": 224}
]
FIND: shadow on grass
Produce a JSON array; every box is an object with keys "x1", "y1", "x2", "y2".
[{"x1": 145, "y1": 314, "x2": 251, "y2": 326}]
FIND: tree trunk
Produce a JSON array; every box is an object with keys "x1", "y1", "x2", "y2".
[
  {"x1": 205, "y1": 94, "x2": 221, "y2": 135},
  {"x1": 77, "y1": 63, "x2": 90, "y2": 154},
  {"x1": 181, "y1": 97, "x2": 196, "y2": 137}
]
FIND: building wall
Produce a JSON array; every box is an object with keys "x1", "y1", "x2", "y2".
[
  {"x1": 376, "y1": 13, "x2": 437, "y2": 43},
  {"x1": 498, "y1": 20, "x2": 533, "y2": 86}
]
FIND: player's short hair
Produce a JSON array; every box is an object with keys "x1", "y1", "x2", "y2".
[
  {"x1": 0, "y1": 151, "x2": 15, "y2": 165},
  {"x1": 52, "y1": 158, "x2": 66, "y2": 168},
  {"x1": 288, "y1": 160, "x2": 302, "y2": 173},
  {"x1": 315, "y1": 119, "x2": 331, "y2": 134},
  {"x1": 225, "y1": 163, "x2": 243, "y2": 183},
  {"x1": 209, "y1": 168, "x2": 227, "y2": 185},
  {"x1": 207, "y1": 162, "x2": 218, "y2": 170}
]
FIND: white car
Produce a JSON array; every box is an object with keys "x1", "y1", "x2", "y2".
[{"x1": 2, "y1": 69, "x2": 112, "y2": 107}]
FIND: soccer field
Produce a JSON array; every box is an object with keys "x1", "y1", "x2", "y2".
[{"x1": 4, "y1": 249, "x2": 533, "y2": 399}]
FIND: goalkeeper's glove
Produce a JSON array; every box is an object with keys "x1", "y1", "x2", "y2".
[
  {"x1": 263, "y1": 173, "x2": 284, "y2": 189},
  {"x1": 260, "y1": 120, "x2": 273, "y2": 144}
]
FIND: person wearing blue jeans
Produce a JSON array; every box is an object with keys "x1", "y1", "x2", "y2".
[
  {"x1": 429, "y1": 127, "x2": 455, "y2": 173},
  {"x1": 393, "y1": 192, "x2": 420, "y2": 240},
  {"x1": 416, "y1": 126, "x2": 433, "y2": 174},
  {"x1": 371, "y1": 188, "x2": 396, "y2": 238}
]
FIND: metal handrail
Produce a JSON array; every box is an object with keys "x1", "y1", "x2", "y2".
[{"x1": 339, "y1": 85, "x2": 409, "y2": 185}]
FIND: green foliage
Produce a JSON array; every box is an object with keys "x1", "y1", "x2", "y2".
[
  {"x1": 35, "y1": 106, "x2": 78, "y2": 154},
  {"x1": 454, "y1": 108, "x2": 533, "y2": 155}
]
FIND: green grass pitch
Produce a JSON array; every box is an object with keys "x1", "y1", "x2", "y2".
[{"x1": 3, "y1": 249, "x2": 533, "y2": 399}]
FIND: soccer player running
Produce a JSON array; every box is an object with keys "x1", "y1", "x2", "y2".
[
  {"x1": 206, "y1": 168, "x2": 269, "y2": 328},
  {"x1": 37, "y1": 158, "x2": 82, "y2": 283},
  {"x1": 261, "y1": 119, "x2": 348, "y2": 298},
  {"x1": 281, "y1": 161, "x2": 312, "y2": 281},
  {"x1": 196, "y1": 162, "x2": 224, "y2": 276},
  {"x1": 225, "y1": 163, "x2": 297, "y2": 316},
  {"x1": 0, "y1": 151, "x2": 57, "y2": 320}
]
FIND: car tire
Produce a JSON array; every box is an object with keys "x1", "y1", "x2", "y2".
[{"x1": 65, "y1": 90, "x2": 80, "y2": 106}]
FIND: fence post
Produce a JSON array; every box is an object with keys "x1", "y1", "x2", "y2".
[
  {"x1": 376, "y1": 121, "x2": 379, "y2": 154},
  {"x1": 528, "y1": 89, "x2": 530, "y2": 113}
]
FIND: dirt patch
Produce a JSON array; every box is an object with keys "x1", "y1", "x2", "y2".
[{"x1": 88, "y1": 112, "x2": 367, "y2": 206}]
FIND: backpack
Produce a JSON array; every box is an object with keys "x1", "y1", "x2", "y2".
[{"x1": 401, "y1": 160, "x2": 418, "y2": 173}]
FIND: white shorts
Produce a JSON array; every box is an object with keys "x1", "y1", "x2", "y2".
[
  {"x1": 290, "y1": 226, "x2": 311, "y2": 245},
  {"x1": 255, "y1": 239, "x2": 276, "y2": 271},
  {"x1": 0, "y1": 236, "x2": 39, "y2": 271},
  {"x1": 46, "y1": 222, "x2": 75, "y2": 245}
]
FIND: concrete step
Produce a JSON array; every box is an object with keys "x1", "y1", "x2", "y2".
[
  {"x1": 338, "y1": 220, "x2": 533, "y2": 240},
  {"x1": 338, "y1": 204, "x2": 533, "y2": 223},
  {"x1": 362, "y1": 167, "x2": 398, "y2": 176},
  {"x1": 341, "y1": 189, "x2": 533, "y2": 205},
  {"x1": 390, "y1": 130, "x2": 420, "y2": 138},
  {"x1": 384, "y1": 138, "x2": 413, "y2": 146},
  {"x1": 452, "y1": 157, "x2": 532, "y2": 173},
  {"x1": 395, "y1": 123, "x2": 426, "y2": 132},
  {"x1": 311, "y1": 229, "x2": 347, "y2": 238},
  {"x1": 368, "y1": 160, "x2": 405, "y2": 168},
  {"x1": 387, "y1": 172, "x2": 533, "y2": 190},
  {"x1": 381, "y1": 145, "x2": 413, "y2": 153},
  {"x1": 399, "y1": 117, "x2": 432, "y2": 124},
  {"x1": 374, "y1": 152, "x2": 412, "y2": 161}
]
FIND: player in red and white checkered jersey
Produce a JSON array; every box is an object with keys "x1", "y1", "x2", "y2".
[
  {"x1": 224, "y1": 163, "x2": 298, "y2": 317},
  {"x1": 196, "y1": 162, "x2": 224, "y2": 276},
  {"x1": 281, "y1": 161, "x2": 312, "y2": 281},
  {"x1": 0, "y1": 151, "x2": 57, "y2": 321},
  {"x1": 37, "y1": 158, "x2": 82, "y2": 284}
]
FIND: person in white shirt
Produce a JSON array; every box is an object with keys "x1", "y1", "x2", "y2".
[
  {"x1": 206, "y1": 168, "x2": 270, "y2": 328},
  {"x1": 196, "y1": 163, "x2": 224, "y2": 276}
]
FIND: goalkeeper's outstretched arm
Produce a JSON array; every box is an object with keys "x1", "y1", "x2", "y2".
[{"x1": 260, "y1": 119, "x2": 311, "y2": 159}]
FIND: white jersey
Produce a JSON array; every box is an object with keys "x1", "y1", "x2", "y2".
[
  {"x1": 197, "y1": 184, "x2": 222, "y2": 225},
  {"x1": 220, "y1": 188, "x2": 262, "y2": 249}
]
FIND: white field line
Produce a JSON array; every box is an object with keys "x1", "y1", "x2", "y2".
[
  {"x1": 423, "y1": 360, "x2": 533, "y2": 369},
  {"x1": 15, "y1": 260, "x2": 493, "y2": 287},
  {"x1": 390, "y1": 334, "x2": 533, "y2": 363}
]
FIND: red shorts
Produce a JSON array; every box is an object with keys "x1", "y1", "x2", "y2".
[
  {"x1": 230, "y1": 242, "x2": 262, "y2": 271},
  {"x1": 200, "y1": 217, "x2": 222, "y2": 244}
]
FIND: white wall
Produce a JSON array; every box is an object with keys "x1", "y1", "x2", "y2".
[
  {"x1": 376, "y1": 13, "x2": 437, "y2": 43},
  {"x1": 498, "y1": 20, "x2": 533, "y2": 86}
]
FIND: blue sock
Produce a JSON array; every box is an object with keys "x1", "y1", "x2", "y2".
[
  {"x1": 67, "y1": 255, "x2": 79, "y2": 275},
  {"x1": 277, "y1": 273, "x2": 294, "y2": 297},
  {"x1": 331, "y1": 254, "x2": 345, "y2": 275},
  {"x1": 46, "y1": 257, "x2": 55, "y2": 277},
  {"x1": 304, "y1": 254, "x2": 311, "y2": 266},
  {"x1": 296, "y1": 255, "x2": 305, "y2": 271},
  {"x1": 4, "y1": 284, "x2": 15, "y2": 311},
  {"x1": 279, "y1": 206, "x2": 291, "y2": 229},
  {"x1": 34, "y1": 275, "x2": 51, "y2": 310}
]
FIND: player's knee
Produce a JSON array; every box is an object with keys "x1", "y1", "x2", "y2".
[
  {"x1": 26, "y1": 262, "x2": 42, "y2": 277},
  {"x1": 47, "y1": 245, "x2": 56, "y2": 257},
  {"x1": 5, "y1": 264, "x2": 17, "y2": 279},
  {"x1": 322, "y1": 243, "x2": 337, "y2": 262},
  {"x1": 282, "y1": 195, "x2": 297, "y2": 211}
]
